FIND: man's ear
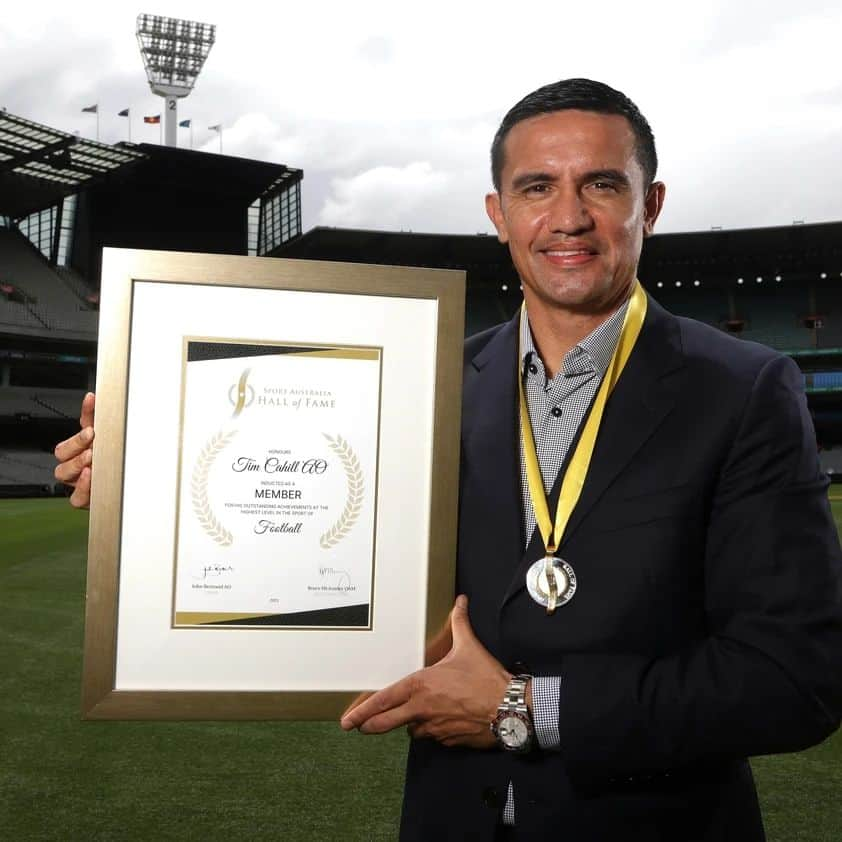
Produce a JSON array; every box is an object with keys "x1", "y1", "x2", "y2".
[
  {"x1": 643, "y1": 181, "x2": 666, "y2": 237},
  {"x1": 485, "y1": 192, "x2": 509, "y2": 244}
]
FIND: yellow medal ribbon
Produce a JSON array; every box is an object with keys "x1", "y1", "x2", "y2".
[{"x1": 519, "y1": 280, "x2": 648, "y2": 613}]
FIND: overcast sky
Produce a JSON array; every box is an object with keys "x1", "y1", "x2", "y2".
[{"x1": 3, "y1": 1, "x2": 841, "y2": 236}]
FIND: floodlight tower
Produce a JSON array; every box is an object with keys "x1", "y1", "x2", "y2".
[{"x1": 136, "y1": 13, "x2": 216, "y2": 147}]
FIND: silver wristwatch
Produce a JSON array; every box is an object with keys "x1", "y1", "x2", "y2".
[{"x1": 491, "y1": 674, "x2": 534, "y2": 752}]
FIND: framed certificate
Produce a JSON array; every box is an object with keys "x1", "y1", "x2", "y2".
[{"x1": 82, "y1": 248, "x2": 464, "y2": 719}]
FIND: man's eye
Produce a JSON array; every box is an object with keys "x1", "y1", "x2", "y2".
[
  {"x1": 524, "y1": 184, "x2": 550, "y2": 195},
  {"x1": 591, "y1": 181, "x2": 616, "y2": 191}
]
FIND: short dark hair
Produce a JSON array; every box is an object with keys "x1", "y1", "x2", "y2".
[{"x1": 490, "y1": 78, "x2": 658, "y2": 192}]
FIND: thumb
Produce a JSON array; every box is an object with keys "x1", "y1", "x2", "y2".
[
  {"x1": 80, "y1": 391, "x2": 96, "y2": 430},
  {"x1": 450, "y1": 595, "x2": 476, "y2": 647}
]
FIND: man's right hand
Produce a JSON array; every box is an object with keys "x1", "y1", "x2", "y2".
[{"x1": 54, "y1": 392, "x2": 96, "y2": 509}]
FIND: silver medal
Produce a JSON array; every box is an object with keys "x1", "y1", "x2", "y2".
[{"x1": 526, "y1": 556, "x2": 577, "y2": 609}]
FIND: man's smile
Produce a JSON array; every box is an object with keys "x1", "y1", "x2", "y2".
[{"x1": 538, "y1": 245, "x2": 598, "y2": 267}]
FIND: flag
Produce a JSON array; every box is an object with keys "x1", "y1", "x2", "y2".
[
  {"x1": 179, "y1": 119, "x2": 191, "y2": 128},
  {"x1": 208, "y1": 124, "x2": 222, "y2": 132},
  {"x1": 144, "y1": 114, "x2": 161, "y2": 124},
  {"x1": 118, "y1": 108, "x2": 130, "y2": 117},
  {"x1": 82, "y1": 104, "x2": 98, "y2": 114}
]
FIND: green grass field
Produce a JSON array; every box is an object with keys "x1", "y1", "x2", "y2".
[{"x1": 1, "y1": 498, "x2": 841, "y2": 840}]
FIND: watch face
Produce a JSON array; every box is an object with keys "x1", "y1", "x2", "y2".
[{"x1": 498, "y1": 715, "x2": 529, "y2": 748}]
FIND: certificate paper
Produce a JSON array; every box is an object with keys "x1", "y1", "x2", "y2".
[{"x1": 173, "y1": 339, "x2": 381, "y2": 629}]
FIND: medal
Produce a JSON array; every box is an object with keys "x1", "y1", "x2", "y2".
[
  {"x1": 518, "y1": 280, "x2": 647, "y2": 614},
  {"x1": 526, "y1": 556, "x2": 577, "y2": 610}
]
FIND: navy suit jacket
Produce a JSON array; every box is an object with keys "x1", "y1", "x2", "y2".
[{"x1": 399, "y1": 296, "x2": 842, "y2": 841}]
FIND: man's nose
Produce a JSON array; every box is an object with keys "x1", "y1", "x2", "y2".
[{"x1": 546, "y1": 187, "x2": 594, "y2": 235}]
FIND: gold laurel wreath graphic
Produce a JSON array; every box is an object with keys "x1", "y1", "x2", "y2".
[
  {"x1": 191, "y1": 429, "x2": 238, "y2": 546},
  {"x1": 320, "y1": 434, "x2": 364, "y2": 549}
]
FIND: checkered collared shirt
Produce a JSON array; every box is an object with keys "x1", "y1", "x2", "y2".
[{"x1": 502, "y1": 298, "x2": 628, "y2": 826}]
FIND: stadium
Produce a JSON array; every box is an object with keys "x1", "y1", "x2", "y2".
[{"x1": 2, "y1": 13, "x2": 841, "y2": 842}]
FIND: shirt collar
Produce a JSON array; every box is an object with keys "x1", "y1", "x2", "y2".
[{"x1": 520, "y1": 296, "x2": 630, "y2": 380}]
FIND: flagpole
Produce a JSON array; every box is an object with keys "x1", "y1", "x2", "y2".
[
  {"x1": 82, "y1": 104, "x2": 98, "y2": 139},
  {"x1": 128, "y1": 109, "x2": 131, "y2": 143},
  {"x1": 191, "y1": 123, "x2": 194, "y2": 150},
  {"x1": 208, "y1": 125, "x2": 223, "y2": 154}
]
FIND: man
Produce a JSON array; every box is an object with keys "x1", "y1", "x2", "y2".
[
  {"x1": 338, "y1": 79, "x2": 842, "y2": 840},
  {"x1": 57, "y1": 80, "x2": 842, "y2": 841}
]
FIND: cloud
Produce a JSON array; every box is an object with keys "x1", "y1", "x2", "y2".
[
  {"x1": 318, "y1": 162, "x2": 450, "y2": 229},
  {"x1": 357, "y1": 35, "x2": 394, "y2": 64},
  {"x1": 187, "y1": 110, "x2": 497, "y2": 231},
  {"x1": 3, "y1": 0, "x2": 842, "y2": 236}
]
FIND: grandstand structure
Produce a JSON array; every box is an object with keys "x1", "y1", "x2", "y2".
[
  {"x1": 2, "y1": 105, "x2": 841, "y2": 493},
  {"x1": 277, "y1": 223, "x2": 842, "y2": 459},
  {"x1": 1, "y1": 110, "x2": 302, "y2": 496}
]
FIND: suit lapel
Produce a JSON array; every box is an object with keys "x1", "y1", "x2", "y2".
[
  {"x1": 461, "y1": 315, "x2": 524, "y2": 597},
  {"x1": 502, "y1": 296, "x2": 685, "y2": 606},
  {"x1": 560, "y1": 297, "x2": 683, "y2": 541}
]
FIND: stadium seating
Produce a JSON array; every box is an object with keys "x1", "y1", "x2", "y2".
[
  {"x1": 0, "y1": 448, "x2": 58, "y2": 493},
  {"x1": 651, "y1": 285, "x2": 728, "y2": 328},
  {"x1": 0, "y1": 229, "x2": 97, "y2": 339},
  {"x1": 0, "y1": 387, "x2": 86, "y2": 420},
  {"x1": 53, "y1": 264, "x2": 100, "y2": 308},
  {"x1": 466, "y1": 290, "x2": 513, "y2": 336},
  {"x1": 815, "y1": 284, "x2": 842, "y2": 349},
  {"x1": 735, "y1": 285, "x2": 812, "y2": 350}
]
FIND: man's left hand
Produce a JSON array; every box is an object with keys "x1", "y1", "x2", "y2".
[{"x1": 340, "y1": 595, "x2": 510, "y2": 749}]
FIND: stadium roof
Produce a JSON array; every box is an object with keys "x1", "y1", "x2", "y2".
[
  {"x1": 276, "y1": 227, "x2": 516, "y2": 284},
  {"x1": 0, "y1": 111, "x2": 146, "y2": 219},
  {"x1": 276, "y1": 221, "x2": 842, "y2": 289},
  {"x1": 124, "y1": 143, "x2": 301, "y2": 202}
]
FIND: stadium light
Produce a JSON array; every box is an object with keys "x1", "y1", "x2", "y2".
[
  {"x1": 675, "y1": 281, "x2": 682, "y2": 287},
  {"x1": 737, "y1": 278, "x2": 744, "y2": 285},
  {"x1": 136, "y1": 14, "x2": 216, "y2": 147},
  {"x1": 775, "y1": 275, "x2": 782, "y2": 282},
  {"x1": 694, "y1": 280, "x2": 700, "y2": 287},
  {"x1": 821, "y1": 272, "x2": 828, "y2": 279}
]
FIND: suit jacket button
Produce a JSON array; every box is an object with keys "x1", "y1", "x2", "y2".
[{"x1": 482, "y1": 787, "x2": 501, "y2": 808}]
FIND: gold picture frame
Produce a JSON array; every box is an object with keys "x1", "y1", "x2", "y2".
[{"x1": 82, "y1": 248, "x2": 464, "y2": 720}]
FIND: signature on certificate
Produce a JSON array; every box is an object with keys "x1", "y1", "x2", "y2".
[
  {"x1": 193, "y1": 564, "x2": 235, "y2": 581},
  {"x1": 319, "y1": 566, "x2": 353, "y2": 591}
]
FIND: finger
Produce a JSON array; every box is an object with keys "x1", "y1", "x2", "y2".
[
  {"x1": 340, "y1": 676, "x2": 414, "y2": 731},
  {"x1": 407, "y1": 721, "x2": 431, "y2": 740},
  {"x1": 357, "y1": 702, "x2": 419, "y2": 735},
  {"x1": 341, "y1": 684, "x2": 411, "y2": 730},
  {"x1": 425, "y1": 613, "x2": 454, "y2": 666},
  {"x1": 54, "y1": 426, "x2": 94, "y2": 464},
  {"x1": 80, "y1": 392, "x2": 96, "y2": 429},
  {"x1": 408, "y1": 721, "x2": 448, "y2": 740},
  {"x1": 54, "y1": 447, "x2": 93, "y2": 485},
  {"x1": 449, "y1": 594, "x2": 478, "y2": 648},
  {"x1": 69, "y1": 467, "x2": 92, "y2": 509},
  {"x1": 340, "y1": 691, "x2": 374, "y2": 720}
]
